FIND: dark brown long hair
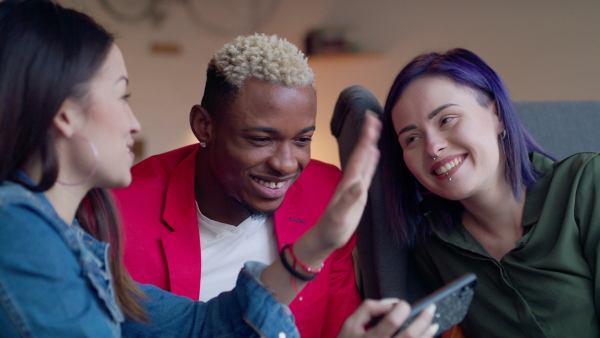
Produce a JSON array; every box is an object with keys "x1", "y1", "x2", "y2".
[{"x1": 0, "y1": 0, "x2": 145, "y2": 321}]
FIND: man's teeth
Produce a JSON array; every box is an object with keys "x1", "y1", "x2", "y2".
[
  {"x1": 254, "y1": 178, "x2": 284, "y2": 189},
  {"x1": 435, "y1": 158, "x2": 462, "y2": 175}
]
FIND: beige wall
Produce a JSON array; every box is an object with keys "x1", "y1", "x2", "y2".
[{"x1": 60, "y1": 0, "x2": 600, "y2": 168}]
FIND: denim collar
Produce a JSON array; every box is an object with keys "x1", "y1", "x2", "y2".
[{"x1": 0, "y1": 172, "x2": 125, "y2": 326}]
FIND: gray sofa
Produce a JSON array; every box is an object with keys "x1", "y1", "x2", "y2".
[
  {"x1": 330, "y1": 84, "x2": 600, "y2": 302},
  {"x1": 514, "y1": 100, "x2": 600, "y2": 159}
]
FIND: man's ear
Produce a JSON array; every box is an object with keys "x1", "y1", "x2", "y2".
[
  {"x1": 52, "y1": 99, "x2": 83, "y2": 138},
  {"x1": 190, "y1": 104, "x2": 213, "y2": 142}
]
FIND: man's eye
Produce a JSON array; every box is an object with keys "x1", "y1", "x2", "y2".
[
  {"x1": 297, "y1": 137, "x2": 312, "y2": 144},
  {"x1": 250, "y1": 137, "x2": 269, "y2": 144}
]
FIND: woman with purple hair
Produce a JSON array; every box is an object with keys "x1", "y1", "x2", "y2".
[{"x1": 380, "y1": 48, "x2": 600, "y2": 337}]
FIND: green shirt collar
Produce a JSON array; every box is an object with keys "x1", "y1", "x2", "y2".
[
  {"x1": 432, "y1": 152, "x2": 555, "y2": 255},
  {"x1": 521, "y1": 152, "x2": 554, "y2": 226}
]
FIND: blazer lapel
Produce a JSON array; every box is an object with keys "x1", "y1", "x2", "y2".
[
  {"x1": 160, "y1": 148, "x2": 201, "y2": 300},
  {"x1": 274, "y1": 183, "x2": 317, "y2": 250}
]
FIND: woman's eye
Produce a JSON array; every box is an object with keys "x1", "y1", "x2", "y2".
[
  {"x1": 122, "y1": 93, "x2": 132, "y2": 101},
  {"x1": 405, "y1": 135, "x2": 418, "y2": 145},
  {"x1": 441, "y1": 116, "x2": 455, "y2": 125}
]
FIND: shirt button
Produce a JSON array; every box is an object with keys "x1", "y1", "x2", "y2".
[
  {"x1": 279, "y1": 332, "x2": 286, "y2": 338},
  {"x1": 299, "y1": 296, "x2": 303, "y2": 301}
]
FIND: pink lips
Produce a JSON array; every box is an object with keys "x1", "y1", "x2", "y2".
[
  {"x1": 127, "y1": 142, "x2": 135, "y2": 162},
  {"x1": 430, "y1": 154, "x2": 466, "y2": 180}
]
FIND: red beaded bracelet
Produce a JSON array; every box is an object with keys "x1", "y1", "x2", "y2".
[{"x1": 288, "y1": 243, "x2": 324, "y2": 274}]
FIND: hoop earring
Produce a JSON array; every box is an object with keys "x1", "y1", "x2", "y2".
[
  {"x1": 500, "y1": 130, "x2": 507, "y2": 139},
  {"x1": 56, "y1": 133, "x2": 99, "y2": 186}
]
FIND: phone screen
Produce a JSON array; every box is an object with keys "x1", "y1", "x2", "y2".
[
  {"x1": 371, "y1": 273, "x2": 477, "y2": 335},
  {"x1": 396, "y1": 273, "x2": 477, "y2": 334}
]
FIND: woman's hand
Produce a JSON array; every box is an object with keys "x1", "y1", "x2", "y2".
[
  {"x1": 260, "y1": 111, "x2": 382, "y2": 305},
  {"x1": 339, "y1": 299, "x2": 438, "y2": 338},
  {"x1": 294, "y1": 111, "x2": 382, "y2": 265},
  {"x1": 318, "y1": 111, "x2": 382, "y2": 249}
]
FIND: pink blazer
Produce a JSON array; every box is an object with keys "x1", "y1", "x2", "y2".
[{"x1": 113, "y1": 144, "x2": 361, "y2": 337}]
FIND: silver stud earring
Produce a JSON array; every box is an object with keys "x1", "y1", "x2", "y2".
[{"x1": 200, "y1": 141, "x2": 207, "y2": 148}]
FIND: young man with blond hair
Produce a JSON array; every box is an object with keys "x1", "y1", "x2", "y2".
[{"x1": 114, "y1": 34, "x2": 361, "y2": 337}]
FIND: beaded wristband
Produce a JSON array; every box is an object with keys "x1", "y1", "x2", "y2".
[
  {"x1": 289, "y1": 243, "x2": 324, "y2": 274},
  {"x1": 280, "y1": 244, "x2": 318, "y2": 281}
]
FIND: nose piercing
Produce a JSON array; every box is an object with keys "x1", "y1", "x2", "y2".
[{"x1": 432, "y1": 153, "x2": 440, "y2": 161}]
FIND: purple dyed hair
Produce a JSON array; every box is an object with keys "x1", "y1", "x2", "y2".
[{"x1": 381, "y1": 48, "x2": 548, "y2": 246}]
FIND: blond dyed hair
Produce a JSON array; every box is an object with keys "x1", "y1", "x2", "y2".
[{"x1": 209, "y1": 33, "x2": 315, "y2": 89}]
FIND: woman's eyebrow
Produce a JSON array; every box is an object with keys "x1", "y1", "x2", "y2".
[
  {"x1": 397, "y1": 103, "x2": 458, "y2": 137},
  {"x1": 428, "y1": 103, "x2": 458, "y2": 120}
]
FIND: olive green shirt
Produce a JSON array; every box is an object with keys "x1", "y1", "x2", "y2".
[{"x1": 415, "y1": 152, "x2": 600, "y2": 337}]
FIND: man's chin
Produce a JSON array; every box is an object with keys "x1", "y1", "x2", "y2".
[
  {"x1": 241, "y1": 200, "x2": 278, "y2": 220},
  {"x1": 249, "y1": 210, "x2": 275, "y2": 221}
]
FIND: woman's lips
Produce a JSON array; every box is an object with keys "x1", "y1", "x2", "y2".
[{"x1": 431, "y1": 154, "x2": 466, "y2": 179}]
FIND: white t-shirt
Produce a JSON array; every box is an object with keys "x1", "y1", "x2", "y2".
[{"x1": 196, "y1": 203, "x2": 277, "y2": 301}]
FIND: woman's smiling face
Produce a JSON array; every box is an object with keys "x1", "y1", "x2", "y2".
[
  {"x1": 391, "y1": 76, "x2": 505, "y2": 202},
  {"x1": 76, "y1": 44, "x2": 141, "y2": 189}
]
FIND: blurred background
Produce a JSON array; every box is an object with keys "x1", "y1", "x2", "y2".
[{"x1": 58, "y1": 0, "x2": 600, "y2": 168}]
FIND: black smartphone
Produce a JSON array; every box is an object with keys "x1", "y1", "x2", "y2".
[{"x1": 373, "y1": 273, "x2": 477, "y2": 335}]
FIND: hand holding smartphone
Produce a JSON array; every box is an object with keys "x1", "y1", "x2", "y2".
[{"x1": 372, "y1": 273, "x2": 477, "y2": 335}]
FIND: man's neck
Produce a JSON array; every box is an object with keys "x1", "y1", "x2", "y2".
[
  {"x1": 195, "y1": 196, "x2": 250, "y2": 226},
  {"x1": 194, "y1": 163, "x2": 250, "y2": 226}
]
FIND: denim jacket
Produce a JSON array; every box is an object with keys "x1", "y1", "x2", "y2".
[{"x1": 0, "y1": 173, "x2": 298, "y2": 337}]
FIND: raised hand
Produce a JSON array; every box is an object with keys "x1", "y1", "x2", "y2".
[
  {"x1": 312, "y1": 111, "x2": 382, "y2": 252},
  {"x1": 261, "y1": 111, "x2": 381, "y2": 305}
]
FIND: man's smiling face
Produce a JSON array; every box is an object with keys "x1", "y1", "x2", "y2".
[{"x1": 207, "y1": 79, "x2": 317, "y2": 218}]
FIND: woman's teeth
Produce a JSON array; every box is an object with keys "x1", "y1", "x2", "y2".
[
  {"x1": 254, "y1": 178, "x2": 284, "y2": 189},
  {"x1": 435, "y1": 158, "x2": 462, "y2": 175}
]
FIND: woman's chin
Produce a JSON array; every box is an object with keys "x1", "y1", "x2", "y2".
[{"x1": 99, "y1": 175, "x2": 132, "y2": 190}]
